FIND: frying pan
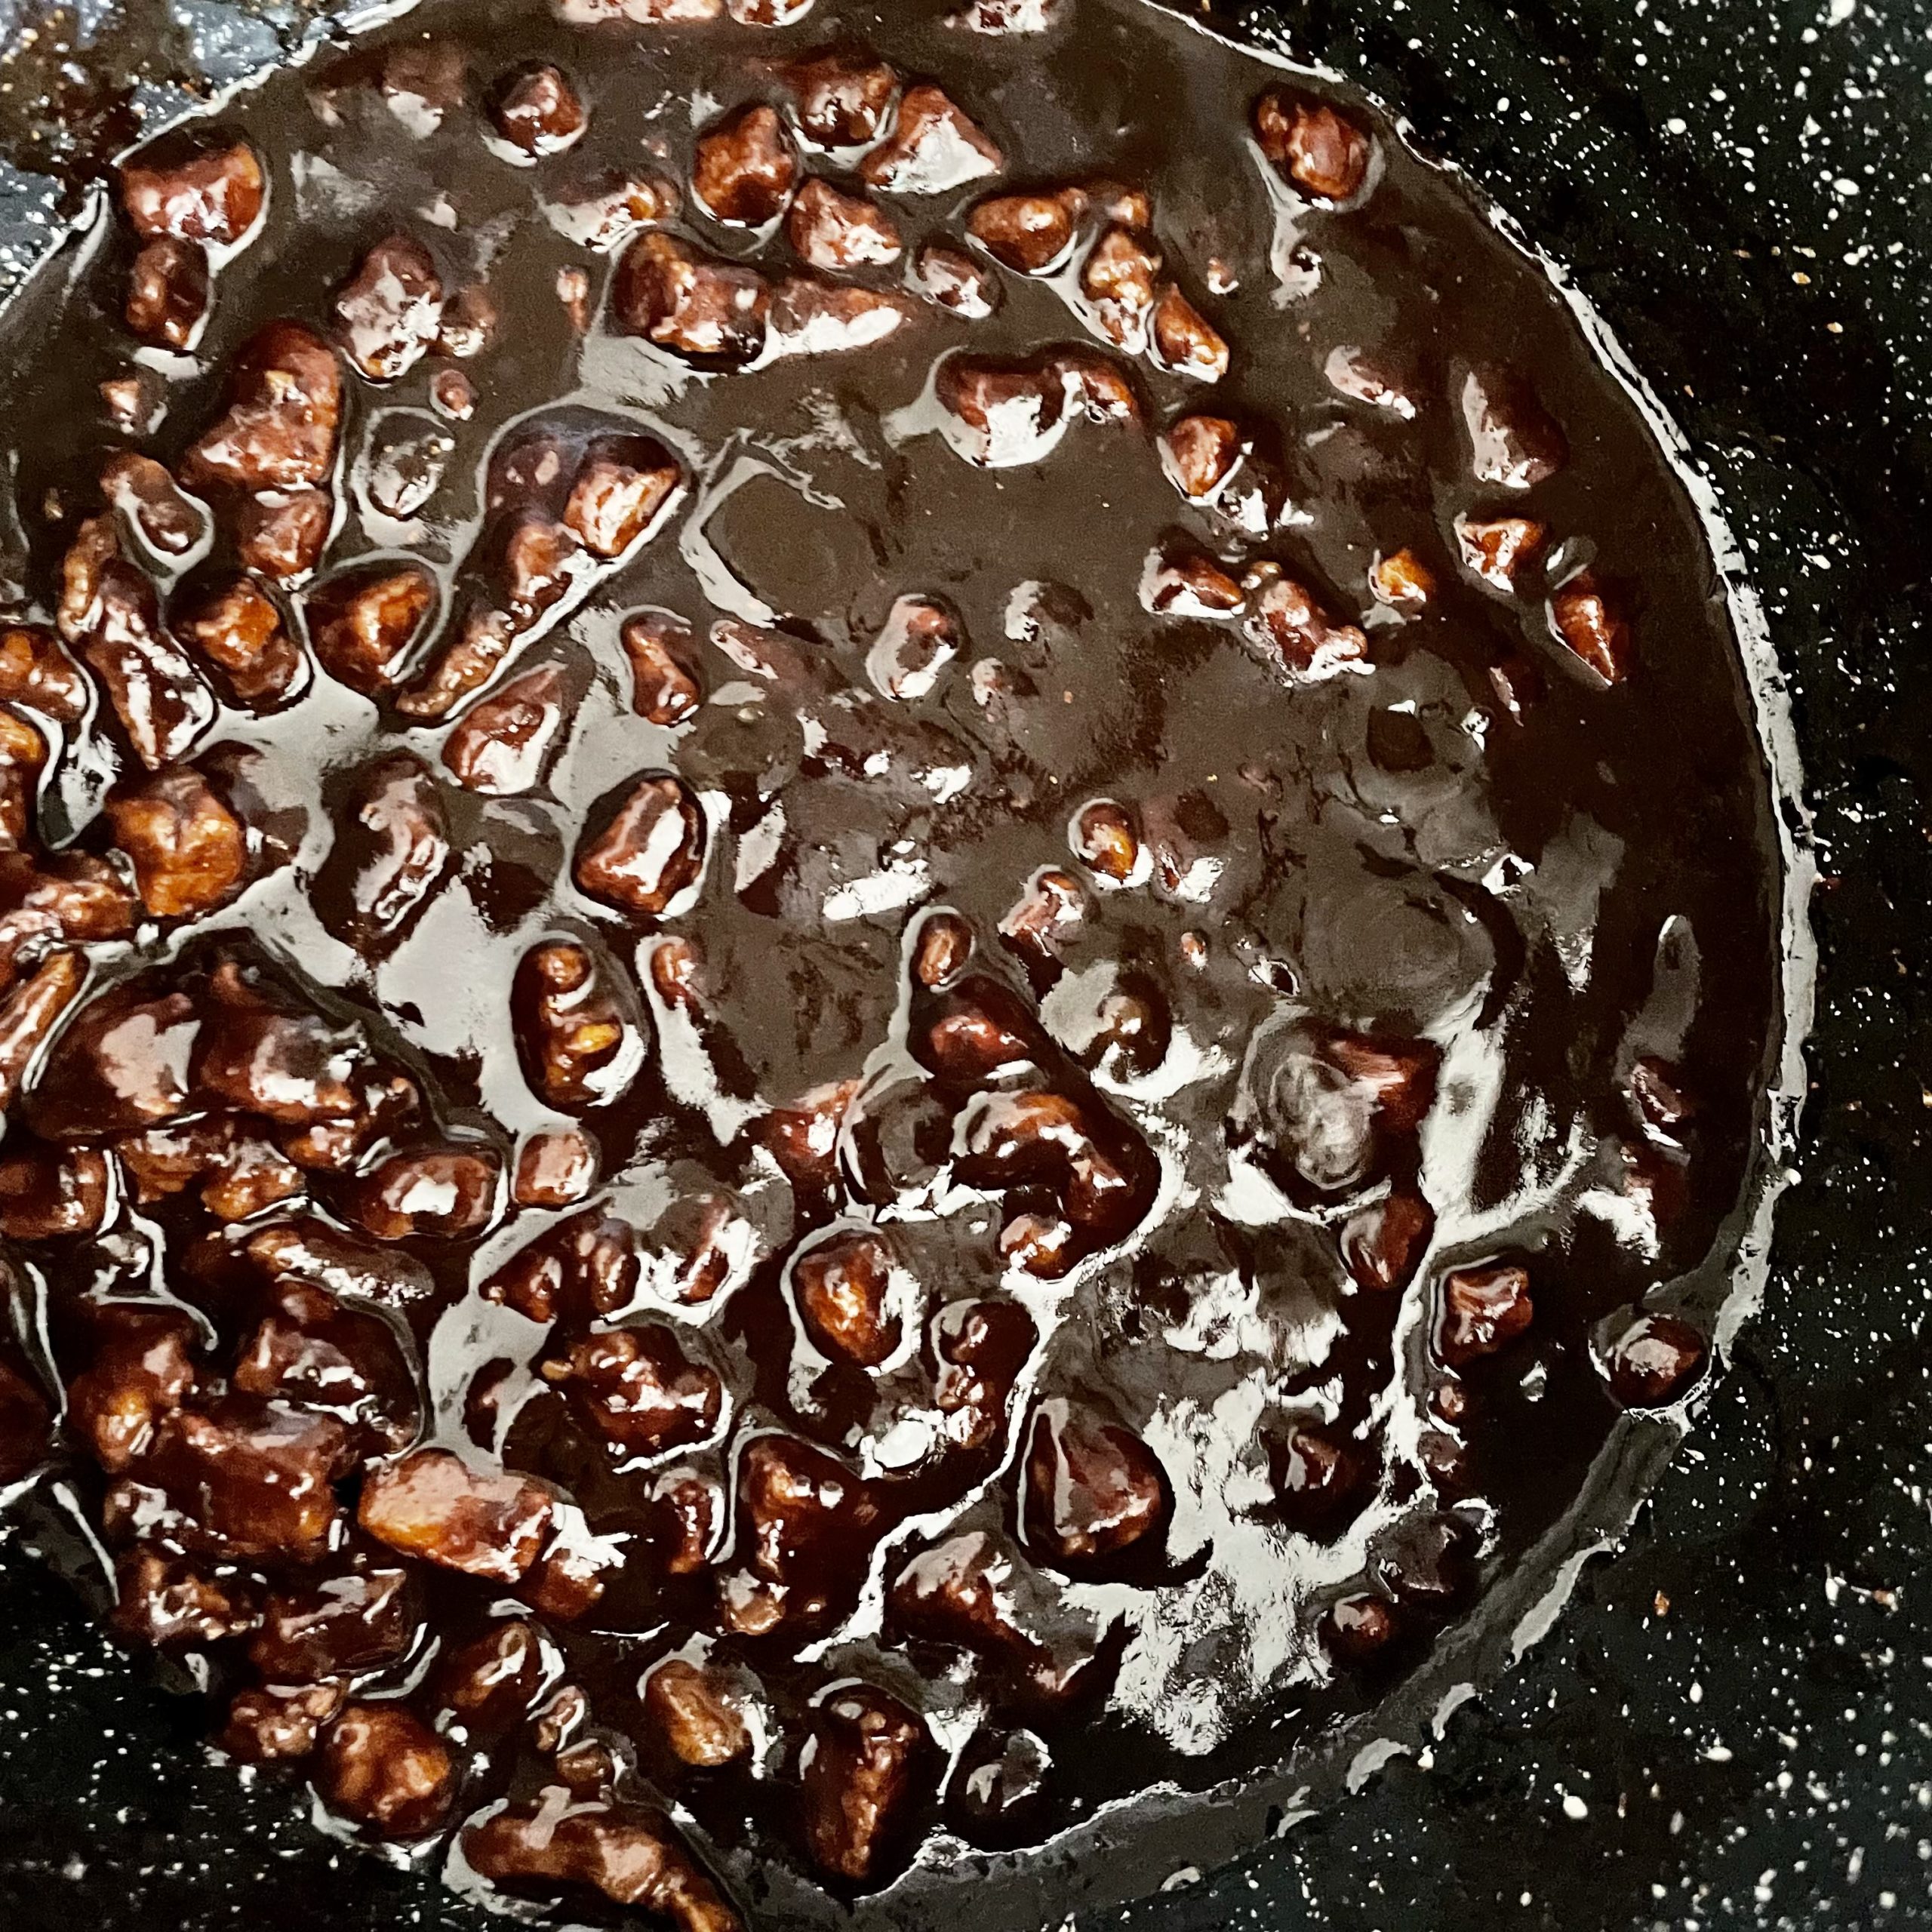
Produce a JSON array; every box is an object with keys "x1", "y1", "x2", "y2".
[{"x1": 0, "y1": 0, "x2": 1924, "y2": 1926}]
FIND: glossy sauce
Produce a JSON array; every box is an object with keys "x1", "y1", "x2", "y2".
[{"x1": 0, "y1": 0, "x2": 1783, "y2": 1922}]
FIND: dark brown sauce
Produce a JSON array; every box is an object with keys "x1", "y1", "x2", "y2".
[{"x1": 0, "y1": 0, "x2": 1783, "y2": 1924}]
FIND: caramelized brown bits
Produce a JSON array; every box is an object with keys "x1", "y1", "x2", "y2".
[
  {"x1": 565, "y1": 438, "x2": 682, "y2": 556},
  {"x1": 968, "y1": 189, "x2": 1081, "y2": 274},
  {"x1": 307, "y1": 565, "x2": 435, "y2": 694},
  {"x1": 126, "y1": 238, "x2": 209, "y2": 347},
  {"x1": 119, "y1": 136, "x2": 265, "y2": 245},
  {"x1": 792, "y1": 1227, "x2": 900, "y2": 1366},
  {"x1": 913, "y1": 242, "x2": 998, "y2": 316},
  {"x1": 1438, "y1": 1263, "x2": 1534, "y2": 1366},
  {"x1": 442, "y1": 665, "x2": 566, "y2": 795},
  {"x1": 358, "y1": 1447, "x2": 553, "y2": 1581},
  {"x1": 464, "y1": 1804, "x2": 740, "y2": 1929},
  {"x1": 615, "y1": 233, "x2": 770, "y2": 365},
  {"x1": 786, "y1": 48, "x2": 898, "y2": 147},
  {"x1": 106, "y1": 768, "x2": 245, "y2": 918},
  {"x1": 1457, "y1": 514, "x2": 1545, "y2": 590},
  {"x1": 1254, "y1": 91, "x2": 1371, "y2": 203},
  {"x1": 1071, "y1": 799, "x2": 1140, "y2": 882},
  {"x1": 1462, "y1": 368, "x2": 1567, "y2": 491},
  {"x1": 622, "y1": 612, "x2": 701, "y2": 723},
  {"x1": 183, "y1": 321, "x2": 343, "y2": 492},
  {"x1": 1023, "y1": 1402, "x2": 1168, "y2": 1565},
  {"x1": 1605, "y1": 1312, "x2": 1706, "y2": 1407},
  {"x1": 315, "y1": 1703, "x2": 454, "y2": 1838},
  {"x1": 800, "y1": 1684, "x2": 928, "y2": 1881},
  {"x1": 490, "y1": 63, "x2": 588, "y2": 156},
  {"x1": 333, "y1": 234, "x2": 443, "y2": 382},
  {"x1": 691, "y1": 105, "x2": 798, "y2": 228},
  {"x1": 645, "y1": 1657, "x2": 751, "y2": 1765},
  {"x1": 862, "y1": 85, "x2": 1002, "y2": 194},
  {"x1": 1149, "y1": 285, "x2": 1230, "y2": 382},
  {"x1": 1160, "y1": 413, "x2": 1241, "y2": 500},
  {"x1": 575, "y1": 774, "x2": 708, "y2": 915},
  {"x1": 788, "y1": 177, "x2": 903, "y2": 269},
  {"x1": 1550, "y1": 571, "x2": 1633, "y2": 684}
]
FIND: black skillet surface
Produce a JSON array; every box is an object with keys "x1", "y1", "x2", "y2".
[{"x1": 0, "y1": 0, "x2": 1924, "y2": 1927}]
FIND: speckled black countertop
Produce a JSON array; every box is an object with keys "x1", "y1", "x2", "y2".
[{"x1": 0, "y1": 0, "x2": 1925, "y2": 1927}]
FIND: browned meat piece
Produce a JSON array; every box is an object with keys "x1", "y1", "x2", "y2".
[
  {"x1": 862, "y1": 85, "x2": 1002, "y2": 194},
  {"x1": 786, "y1": 49, "x2": 898, "y2": 147},
  {"x1": 176, "y1": 577, "x2": 306, "y2": 706},
  {"x1": 614, "y1": 233, "x2": 769, "y2": 365},
  {"x1": 140, "y1": 1398, "x2": 355, "y2": 1558},
  {"x1": 25, "y1": 981, "x2": 200, "y2": 1140},
  {"x1": 621, "y1": 612, "x2": 700, "y2": 723},
  {"x1": 1438, "y1": 1263, "x2": 1534, "y2": 1365},
  {"x1": 106, "y1": 768, "x2": 245, "y2": 918},
  {"x1": 233, "y1": 487, "x2": 332, "y2": 582},
  {"x1": 232, "y1": 1281, "x2": 420, "y2": 1451},
  {"x1": 791, "y1": 1227, "x2": 900, "y2": 1367},
  {"x1": 464, "y1": 1803, "x2": 740, "y2": 1930},
  {"x1": 125, "y1": 238, "x2": 209, "y2": 347},
  {"x1": 643, "y1": 1657, "x2": 750, "y2": 1766},
  {"x1": 490, "y1": 63, "x2": 587, "y2": 156},
  {"x1": 512, "y1": 940, "x2": 641, "y2": 1109},
  {"x1": 314, "y1": 751, "x2": 452, "y2": 952},
  {"x1": 442, "y1": 665, "x2": 567, "y2": 795},
  {"x1": 118, "y1": 135, "x2": 265, "y2": 244},
  {"x1": 112, "y1": 1548, "x2": 261, "y2": 1647},
  {"x1": 799, "y1": 1684, "x2": 928, "y2": 1881},
  {"x1": 250, "y1": 1565, "x2": 419, "y2": 1681},
  {"x1": 691, "y1": 104, "x2": 797, "y2": 226},
  {"x1": 0, "y1": 623, "x2": 88, "y2": 721},
  {"x1": 0, "y1": 1143, "x2": 109, "y2": 1240},
  {"x1": 358, "y1": 1446, "x2": 554, "y2": 1581},
  {"x1": 306, "y1": 563, "x2": 435, "y2": 694},
  {"x1": 183, "y1": 321, "x2": 343, "y2": 492},
  {"x1": 315, "y1": 1703, "x2": 454, "y2": 1838},
  {"x1": 345, "y1": 1143, "x2": 501, "y2": 1240},
  {"x1": 574, "y1": 774, "x2": 707, "y2": 915},
  {"x1": 565, "y1": 436, "x2": 682, "y2": 556},
  {"x1": 1254, "y1": 90, "x2": 1371, "y2": 202},
  {"x1": 220, "y1": 1682, "x2": 345, "y2": 1762},
  {"x1": 542, "y1": 1325, "x2": 722, "y2": 1452},
  {"x1": 787, "y1": 178, "x2": 903, "y2": 269}
]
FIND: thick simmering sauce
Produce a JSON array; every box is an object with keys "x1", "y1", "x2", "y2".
[{"x1": 0, "y1": 0, "x2": 1783, "y2": 1921}]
